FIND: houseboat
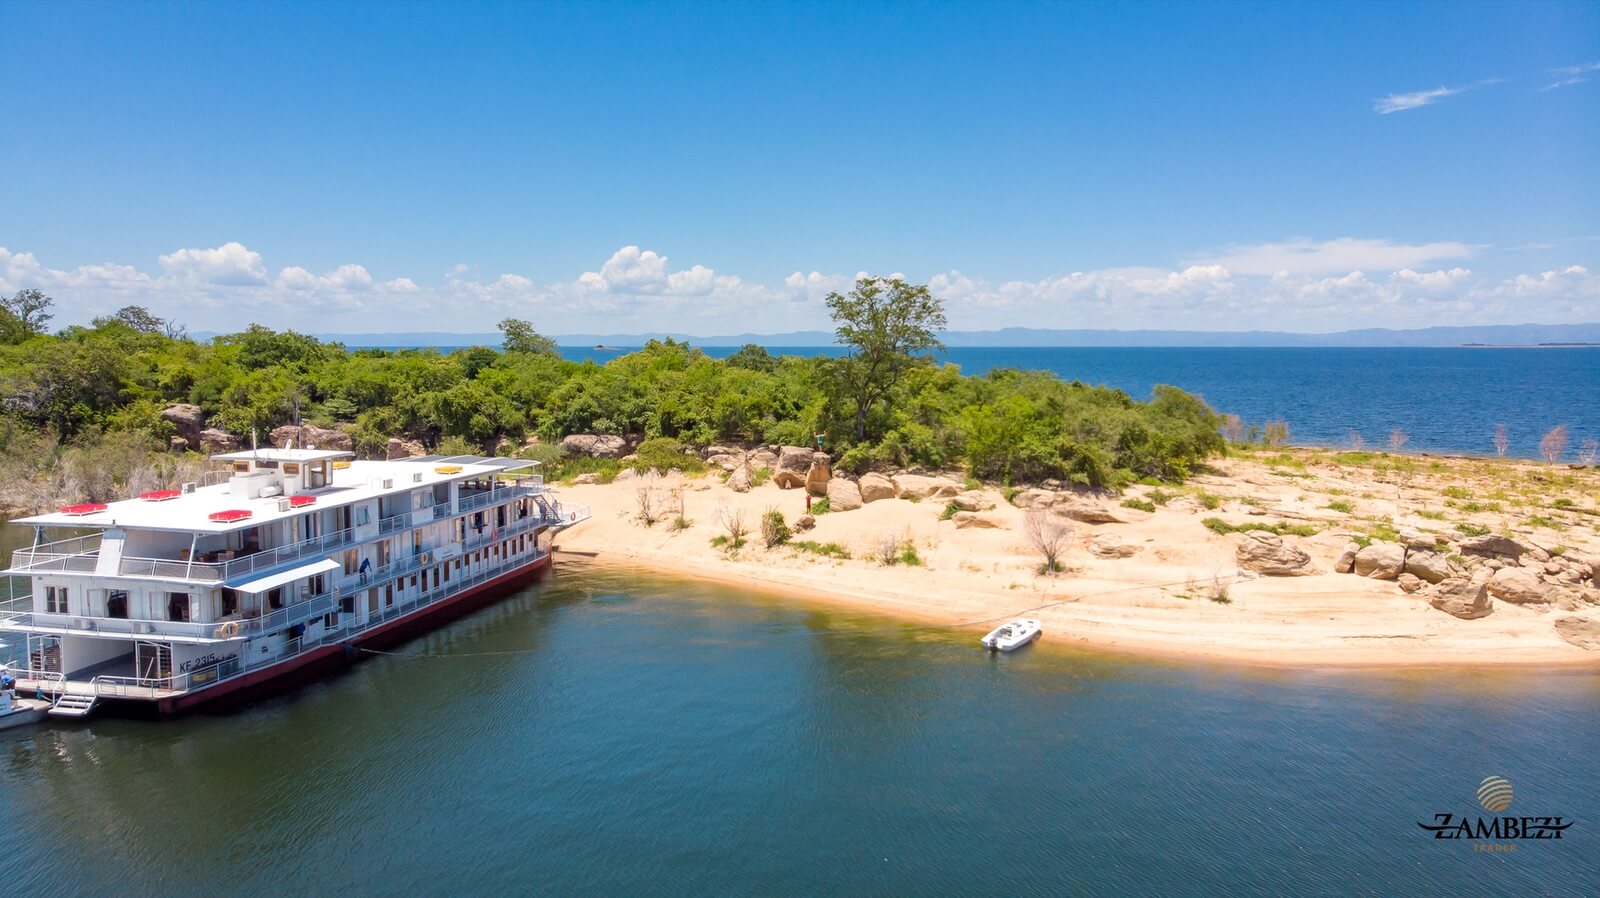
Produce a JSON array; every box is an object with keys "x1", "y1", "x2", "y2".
[{"x1": 0, "y1": 449, "x2": 589, "y2": 718}]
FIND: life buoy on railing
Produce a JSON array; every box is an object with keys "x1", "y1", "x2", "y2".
[{"x1": 215, "y1": 620, "x2": 242, "y2": 639}]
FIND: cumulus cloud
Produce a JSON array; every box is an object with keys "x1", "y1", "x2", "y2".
[
  {"x1": 1192, "y1": 237, "x2": 1476, "y2": 276},
  {"x1": 4, "y1": 241, "x2": 1598, "y2": 335},
  {"x1": 158, "y1": 241, "x2": 268, "y2": 285}
]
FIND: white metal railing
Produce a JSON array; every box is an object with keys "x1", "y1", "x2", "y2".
[
  {"x1": 2, "y1": 590, "x2": 338, "y2": 642},
  {"x1": 15, "y1": 535, "x2": 555, "y2": 703}
]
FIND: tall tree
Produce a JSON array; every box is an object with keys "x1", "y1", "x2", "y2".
[
  {"x1": 1, "y1": 288, "x2": 53, "y2": 341},
  {"x1": 497, "y1": 318, "x2": 560, "y2": 356},
  {"x1": 825, "y1": 276, "x2": 947, "y2": 441}
]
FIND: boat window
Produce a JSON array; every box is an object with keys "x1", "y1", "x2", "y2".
[
  {"x1": 106, "y1": 590, "x2": 129, "y2": 619},
  {"x1": 45, "y1": 585, "x2": 69, "y2": 614}
]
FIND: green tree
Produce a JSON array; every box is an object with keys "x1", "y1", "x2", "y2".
[
  {"x1": 1, "y1": 288, "x2": 53, "y2": 341},
  {"x1": 824, "y1": 276, "x2": 947, "y2": 441},
  {"x1": 92, "y1": 305, "x2": 166, "y2": 334},
  {"x1": 498, "y1": 318, "x2": 560, "y2": 356}
]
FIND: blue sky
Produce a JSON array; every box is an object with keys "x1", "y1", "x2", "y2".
[{"x1": 2, "y1": 0, "x2": 1597, "y2": 334}]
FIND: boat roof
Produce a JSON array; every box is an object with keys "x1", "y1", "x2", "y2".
[
  {"x1": 14, "y1": 457, "x2": 543, "y2": 535},
  {"x1": 211, "y1": 448, "x2": 354, "y2": 463}
]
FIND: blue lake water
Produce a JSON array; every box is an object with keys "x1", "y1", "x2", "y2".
[
  {"x1": 2, "y1": 562, "x2": 1597, "y2": 897},
  {"x1": 553, "y1": 345, "x2": 1600, "y2": 460}
]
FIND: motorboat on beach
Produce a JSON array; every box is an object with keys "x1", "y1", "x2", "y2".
[{"x1": 981, "y1": 618, "x2": 1041, "y2": 652}]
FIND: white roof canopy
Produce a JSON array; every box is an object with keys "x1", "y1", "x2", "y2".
[{"x1": 229, "y1": 558, "x2": 341, "y2": 594}]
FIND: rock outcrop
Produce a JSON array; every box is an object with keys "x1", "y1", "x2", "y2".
[
  {"x1": 706, "y1": 453, "x2": 743, "y2": 472},
  {"x1": 826, "y1": 476, "x2": 862, "y2": 511},
  {"x1": 385, "y1": 438, "x2": 426, "y2": 460},
  {"x1": 950, "y1": 491, "x2": 994, "y2": 512},
  {"x1": 559, "y1": 434, "x2": 628, "y2": 458},
  {"x1": 805, "y1": 453, "x2": 832, "y2": 497},
  {"x1": 1554, "y1": 617, "x2": 1600, "y2": 651},
  {"x1": 1486, "y1": 567, "x2": 1554, "y2": 605},
  {"x1": 892, "y1": 474, "x2": 963, "y2": 501},
  {"x1": 858, "y1": 472, "x2": 896, "y2": 503},
  {"x1": 269, "y1": 423, "x2": 353, "y2": 452},
  {"x1": 727, "y1": 467, "x2": 751, "y2": 493},
  {"x1": 1090, "y1": 533, "x2": 1141, "y2": 559},
  {"x1": 952, "y1": 511, "x2": 1002, "y2": 529},
  {"x1": 160, "y1": 403, "x2": 207, "y2": 447},
  {"x1": 774, "y1": 446, "x2": 814, "y2": 489},
  {"x1": 1235, "y1": 531, "x2": 1316, "y2": 576},
  {"x1": 1403, "y1": 550, "x2": 1458, "y2": 585},
  {"x1": 1352, "y1": 542, "x2": 1405, "y2": 579},
  {"x1": 1428, "y1": 577, "x2": 1493, "y2": 619},
  {"x1": 1334, "y1": 542, "x2": 1360, "y2": 574},
  {"x1": 1459, "y1": 534, "x2": 1531, "y2": 561},
  {"x1": 198, "y1": 428, "x2": 241, "y2": 453}
]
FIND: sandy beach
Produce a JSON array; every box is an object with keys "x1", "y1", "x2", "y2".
[{"x1": 551, "y1": 448, "x2": 1600, "y2": 668}]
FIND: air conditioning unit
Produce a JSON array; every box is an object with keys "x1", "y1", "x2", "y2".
[
  {"x1": 412, "y1": 472, "x2": 423, "y2": 483},
  {"x1": 134, "y1": 622, "x2": 153, "y2": 634},
  {"x1": 181, "y1": 482, "x2": 197, "y2": 494},
  {"x1": 277, "y1": 498, "x2": 293, "y2": 512},
  {"x1": 381, "y1": 478, "x2": 394, "y2": 490}
]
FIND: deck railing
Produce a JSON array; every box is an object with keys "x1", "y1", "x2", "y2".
[
  {"x1": 30, "y1": 541, "x2": 560, "y2": 701},
  {"x1": 1, "y1": 589, "x2": 339, "y2": 642}
]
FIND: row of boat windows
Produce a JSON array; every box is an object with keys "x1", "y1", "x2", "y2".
[{"x1": 335, "y1": 532, "x2": 540, "y2": 620}]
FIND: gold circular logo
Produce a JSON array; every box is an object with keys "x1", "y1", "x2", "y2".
[{"x1": 1477, "y1": 776, "x2": 1514, "y2": 813}]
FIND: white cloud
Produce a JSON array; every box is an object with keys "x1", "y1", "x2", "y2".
[
  {"x1": 1193, "y1": 237, "x2": 1476, "y2": 276},
  {"x1": 1374, "y1": 79, "x2": 1500, "y2": 114},
  {"x1": 1543, "y1": 61, "x2": 1600, "y2": 91},
  {"x1": 5, "y1": 241, "x2": 1599, "y2": 336},
  {"x1": 157, "y1": 241, "x2": 268, "y2": 285}
]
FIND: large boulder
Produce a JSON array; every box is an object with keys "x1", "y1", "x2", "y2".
[
  {"x1": 826, "y1": 477, "x2": 862, "y2": 511},
  {"x1": 1553, "y1": 617, "x2": 1600, "y2": 651},
  {"x1": 1403, "y1": 550, "x2": 1458, "y2": 585},
  {"x1": 951, "y1": 511, "x2": 1003, "y2": 529},
  {"x1": 706, "y1": 453, "x2": 743, "y2": 472},
  {"x1": 1090, "y1": 533, "x2": 1141, "y2": 558},
  {"x1": 950, "y1": 491, "x2": 994, "y2": 512},
  {"x1": 559, "y1": 434, "x2": 628, "y2": 458},
  {"x1": 1486, "y1": 567, "x2": 1555, "y2": 605},
  {"x1": 1010, "y1": 488, "x2": 1056, "y2": 510},
  {"x1": 892, "y1": 474, "x2": 963, "y2": 501},
  {"x1": 385, "y1": 437, "x2": 426, "y2": 460},
  {"x1": 1428, "y1": 577, "x2": 1493, "y2": 619},
  {"x1": 197, "y1": 428, "x2": 241, "y2": 453},
  {"x1": 727, "y1": 467, "x2": 751, "y2": 493},
  {"x1": 858, "y1": 472, "x2": 896, "y2": 503},
  {"x1": 1334, "y1": 542, "x2": 1360, "y2": 574},
  {"x1": 1353, "y1": 542, "x2": 1405, "y2": 580},
  {"x1": 269, "y1": 423, "x2": 353, "y2": 452},
  {"x1": 748, "y1": 449, "x2": 779, "y2": 470},
  {"x1": 1054, "y1": 497, "x2": 1125, "y2": 525},
  {"x1": 1235, "y1": 531, "x2": 1316, "y2": 576},
  {"x1": 805, "y1": 453, "x2": 832, "y2": 497},
  {"x1": 1398, "y1": 573, "x2": 1425, "y2": 594},
  {"x1": 1460, "y1": 534, "x2": 1531, "y2": 562},
  {"x1": 774, "y1": 446, "x2": 814, "y2": 489},
  {"x1": 160, "y1": 403, "x2": 207, "y2": 446}
]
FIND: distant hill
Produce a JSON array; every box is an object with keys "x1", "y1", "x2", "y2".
[{"x1": 288, "y1": 323, "x2": 1600, "y2": 349}]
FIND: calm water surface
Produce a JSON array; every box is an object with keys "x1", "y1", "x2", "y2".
[
  {"x1": 2, "y1": 561, "x2": 1597, "y2": 897},
  {"x1": 551, "y1": 345, "x2": 1600, "y2": 460}
]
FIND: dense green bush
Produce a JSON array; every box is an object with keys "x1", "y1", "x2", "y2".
[{"x1": 0, "y1": 315, "x2": 1227, "y2": 492}]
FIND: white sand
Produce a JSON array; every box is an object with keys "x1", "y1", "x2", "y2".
[{"x1": 552, "y1": 451, "x2": 1600, "y2": 668}]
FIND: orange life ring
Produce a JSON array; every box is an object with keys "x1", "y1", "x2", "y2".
[{"x1": 215, "y1": 620, "x2": 242, "y2": 639}]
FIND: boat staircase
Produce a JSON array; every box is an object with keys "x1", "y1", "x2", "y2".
[{"x1": 49, "y1": 691, "x2": 97, "y2": 718}]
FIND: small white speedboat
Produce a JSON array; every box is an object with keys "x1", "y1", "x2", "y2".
[
  {"x1": 0, "y1": 694, "x2": 50, "y2": 732},
  {"x1": 981, "y1": 618, "x2": 1042, "y2": 652}
]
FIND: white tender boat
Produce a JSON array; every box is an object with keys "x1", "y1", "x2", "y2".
[
  {"x1": 0, "y1": 687, "x2": 50, "y2": 732},
  {"x1": 981, "y1": 618, "x2": 1041, "y2": 652}
]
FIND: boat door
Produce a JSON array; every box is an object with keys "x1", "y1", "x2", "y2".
[{"x1": 135, "y1": 641, "x2": 173, "y2": 686}]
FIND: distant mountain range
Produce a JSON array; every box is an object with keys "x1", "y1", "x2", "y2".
[{"x1": 296, "y1": 323, "x2": 1600, "y2": 349}]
